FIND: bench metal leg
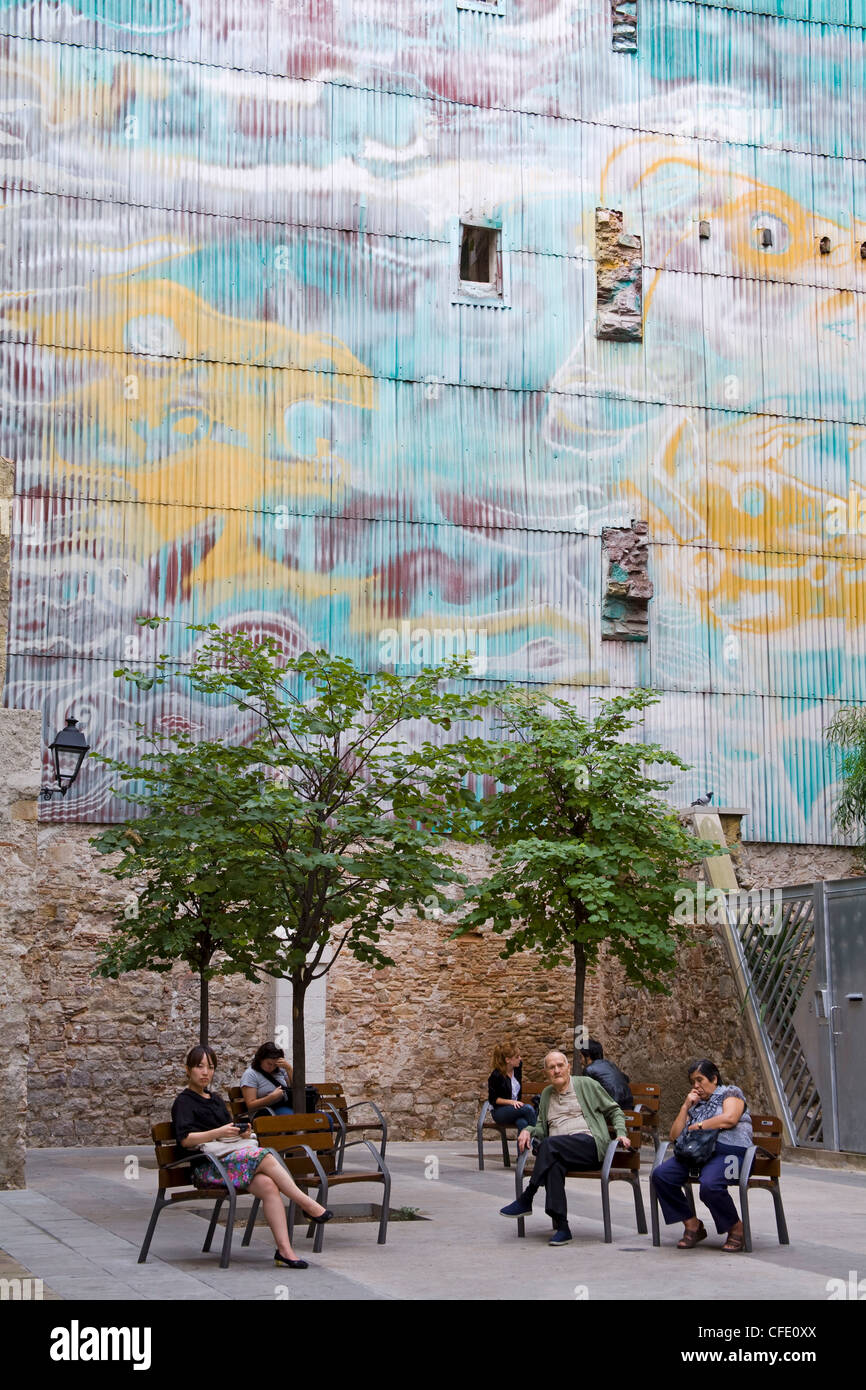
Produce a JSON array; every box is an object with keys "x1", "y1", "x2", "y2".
[
  {"x1": 771, "y1": 1181, "x2": 790, "y2": 1245},
  {"x1": 739, "y1": 1186, "x2": 753, "y2": 1252},
  {"x1": 600, "y1": 1174, "x2": 613, "y2": 1244},
  {"x1": 138, "y1": 1193, "x2": 167, "y2": 1264},
  {"x1": 630, "y1": 1176, "x2": 648, "y2": 1235},
  {"x1": 219, "y1": 1188, "x2": 237, "y2": 1269},
  {"x1": 242, "y1": 1197, "x2": 260, "y2": 1246},
  {"x1": 312, "y1": 1178, "x2": 329, "y2": 1254},
  {"x1": 500, "y1": 1128, "x2": 511, "y2": 1169},
  {"x1": 202, "y1": 1199, "x2": 223, "y2": 1253},
  {"x1": 378, "y1": 1172, "x2": 391, "y2": 1245},
  {"x1": 649, "y1": 1173, "x2": 661, "y2": 1246}
]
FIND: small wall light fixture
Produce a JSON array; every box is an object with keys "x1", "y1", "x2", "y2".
[
  {"x1": 819, "y1": 235, "x2": 831, "y2": 255},
  {"x1": 40, "y1": 717, "x2": 90, "y2": 799},
  {"x1": 758, "y1": 227, "x2": 773, "y2": 248},
  {"x1": 698, "y1": 220, "x2": 711, "y2": 240}
]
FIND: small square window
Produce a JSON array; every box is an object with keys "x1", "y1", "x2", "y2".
[
  {"x1": 452, "y1": 217, "x2": 509, "y2": 308},
  {"x1": 460, "y1": 224, "x2": 498, "y2": 285}
]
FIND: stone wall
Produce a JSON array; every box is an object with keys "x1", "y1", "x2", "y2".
[
  {"x1": 4, "y1": 823, "x2": 862, "y2": 1149},
  {"x1": 0, "y1": 708, "x2": 41, "y2": 1186},
  {"x1": 25, "y1": 823, "x2": 271, "y2": 1147},
  {"x1": 0, "y1": 455, "x2": 12, "y2": 695},
  {"x1": 325, "y1": 910, "x2": 772, "y2": 1141},
  {"x1": 325, "y1": 844, "x2": 585, "y2": 1141}
]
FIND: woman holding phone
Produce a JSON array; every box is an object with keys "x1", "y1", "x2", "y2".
[{"x1": 171, "y1": 1044, "x2": 331, "y2": 1269}]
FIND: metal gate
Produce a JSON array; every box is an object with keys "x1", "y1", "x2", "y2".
[{"x1": 724, "y1": 879, "x2": 866, "y2": 1153}]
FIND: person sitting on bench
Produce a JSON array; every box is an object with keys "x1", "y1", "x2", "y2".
[
  {"x1": 487, "y1": 1040, "x2": 537, "y2": 1133},
  {"x1": 499, "y1": 1049, "x2": 631, "y2": 1246},
  {"x1": 578, "y1": 1038, "x2": 633, "y2": 1110}
]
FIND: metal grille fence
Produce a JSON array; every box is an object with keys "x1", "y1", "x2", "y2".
[{"x1": 726, "y1": 888, "x2": 823, "y2": 1147}]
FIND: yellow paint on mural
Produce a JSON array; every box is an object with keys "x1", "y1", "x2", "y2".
[{"x1": 26, "y1": 274, "x2": 379, "y2": 599}]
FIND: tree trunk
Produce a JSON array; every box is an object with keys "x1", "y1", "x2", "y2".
[
  {"x1": 291, "y1": 973, "x2": 307, "y2": 1113},
  {"x1": 572, "y1": 940, "x2": 586, "y2": 1070},
  {"x1": 199, "y1": 966, "x2": 209, "y2": 1046}
]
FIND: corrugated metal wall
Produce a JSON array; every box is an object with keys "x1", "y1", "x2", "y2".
[{"x1": 1, "y1": 0, "x2": 865, "y2": 838}]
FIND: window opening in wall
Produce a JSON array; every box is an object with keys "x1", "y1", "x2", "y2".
[
  {"x1": 460, "y1": 224, "x2": 497, "y2": 284},
  {"x1": 453, "y1": 215, "x2": 508, "y2": 308}
]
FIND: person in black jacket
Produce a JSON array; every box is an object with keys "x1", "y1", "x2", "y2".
[
  {"x1": 487, "y1": 1041, "x2": 537, "y2": 1132},
  {"x1": 171, "y1": 1044, "x2": 332, "y2": 1270},
  {"x1": 578, "y1": 1039, "x2": 633, "y2": 1109}
]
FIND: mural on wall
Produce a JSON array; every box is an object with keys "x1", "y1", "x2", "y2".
[{"x1": 1, "y1": 0, "x2": 865, "y2": 837}]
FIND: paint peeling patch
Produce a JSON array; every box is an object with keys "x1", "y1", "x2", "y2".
[{"x1": 595, "y1": 208, "x2": 643, "y2": 342}]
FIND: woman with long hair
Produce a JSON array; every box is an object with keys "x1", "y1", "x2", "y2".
[{"x1": 487, "y1": 1040, "x2": 537, "y2": 1133}]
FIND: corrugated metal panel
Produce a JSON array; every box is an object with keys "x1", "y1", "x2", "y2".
[
  {"x1": 816, "y1": 284, "x2": 866, "y2": 424},
  {"x1": 757, "y1": 278, "x2": 824, "y2": 422},
  {"x1": 640, "y1": 0, "x2": 699, "y2": 140},
  {"x1": 644, "y1": 267, "x2": 708, "y2": 410},
  {"x1": 635, "y1": 133, "x2": 703, "y2": 275},
  {"x1": 810, "y1": 152, "x2": 856, "y2": 292},
  {"x1": 810, "y1": 21, "x2": 856, "y2": 160},
  {"x1": 648, "y1": 543, "x2": 713, "y2": 693},
  {"x1": 0, "y1": 5, "x2": 861, "y2": 157}
]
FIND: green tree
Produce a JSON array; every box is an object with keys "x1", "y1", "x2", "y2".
[
  {"x1": 92, "y1": 768, "x2": 278, "y2": 1045},
  {"x1": 95, "y1": 624, "x2": 489, "y2": 1105},
  {"x1": 827, "y1": 707, "x2": 866, "y2": 846},
  {"x1": 453, "y1": 687, "x2": 720, "y2": 1065}
]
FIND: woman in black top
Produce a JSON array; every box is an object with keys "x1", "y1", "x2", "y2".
[
  {"x1": 487, "y1": 1040, "x2": 536, "y2": 1132},
  {"x1": 171, "y1": 1044, "x2": 331, "y2": 1270}
]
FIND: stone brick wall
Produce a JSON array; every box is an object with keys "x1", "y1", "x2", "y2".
[
  {"x1": 325, "y1": 910, "x2": 772, "y2": 1141},
  {"x1": 4, "y1": 822, "x2": 862, "y2": 1149},
  {"x1": 0, "y1": 708, "x2": 41, "y2": 1186},
  {"x1": 25, "y1": 824, "x2": 272, "y2": 1147},
  {"x1": 0, "y1": 455, "x2": 12, "y2": 695}
]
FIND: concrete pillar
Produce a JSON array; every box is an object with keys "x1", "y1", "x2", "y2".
[
  {"x1": 274, "y1": 972, "x2": 327, "y2": 1083},
  {"x1": 0, "y1": 708, "x2": 42, "y2": 1188}
]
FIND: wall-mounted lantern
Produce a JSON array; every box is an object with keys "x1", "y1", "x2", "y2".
[{"x1": 40, "y1": 717, "x2": 90, "y2": 799}]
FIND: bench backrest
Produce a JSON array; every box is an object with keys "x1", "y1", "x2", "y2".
[
  {"x1": 253, "y1": 1112, "x2": 338, "y2": 1180},
  {"x1": 630, "y1": 1083, "x2": 660, "y2": 1118},
  {"x1": 151, "y1": 1121, "x2": 197, "y2": 1191},
  {"x1": 308, "y1": 1082, "x2": 348, "y2": 1123},
  {"x1": 750, "y1": 1114, "x2": 783, "y2": 1176}
]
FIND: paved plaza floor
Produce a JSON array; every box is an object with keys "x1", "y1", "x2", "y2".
[{"x1": 0, "y1": 1141, "x2": 863, "y2": 1302}]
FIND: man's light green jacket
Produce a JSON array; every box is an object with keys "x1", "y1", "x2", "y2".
[{"x1": 529, "y1": 1076, "x2": 627, "y2": 1162}]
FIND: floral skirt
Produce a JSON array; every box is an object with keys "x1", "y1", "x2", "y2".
[{"x1": 192, "y1": 1148, "x2": 269, "y2": 1190}]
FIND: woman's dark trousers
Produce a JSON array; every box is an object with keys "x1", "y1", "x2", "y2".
[
  {"x1": 652, "y1": 1146, "x2": 750, "y2": 1234},
  {"x1": 492, "y1": 1103, "x2": 536, "y2": 1133},
  {"x1": 524, "y1": 1134, "x2": 599, "y2": 1229}
]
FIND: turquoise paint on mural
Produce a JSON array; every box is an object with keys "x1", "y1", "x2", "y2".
[{"x1": 0, "y1": 0, "x2": 187, "y2": 32}]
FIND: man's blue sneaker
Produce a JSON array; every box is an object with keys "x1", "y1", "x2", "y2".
[
  {"x1": 548, "y1": 1228, "x2": 572, "y2": 1247},
  {"x1": 500, "y1": 1195, "x2": 533, "y2": 1218}
]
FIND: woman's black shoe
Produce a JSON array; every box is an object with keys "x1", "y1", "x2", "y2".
[
  {"x1": 274, "y1": 1251, "x2": 309, "y2": 1269},
  {"x1": 307, "y1": 1208, "x2": 334, "y2": 1225}
]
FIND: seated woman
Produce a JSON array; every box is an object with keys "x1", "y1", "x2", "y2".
[
  {"x1": 487, "y1": 1041, "x2": 537, "y2": 1133},
  {"x1": 240, "y1": 1042, "x2": 294, "y2": 1117},
  {"x1": 651, "y1": 1057, "x2": 753, "y2": 1253},
  {"x1": 172, "y1": 1044, "x2": 331, "y2": 1269}
]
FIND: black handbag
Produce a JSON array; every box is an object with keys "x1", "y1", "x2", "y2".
[
  {"x1": 283, "y1": 1084, "x2": 322, "y2": 1113},
  {"x1": 673, "y1": 1126, "x2": 718, "y2": 1167}
]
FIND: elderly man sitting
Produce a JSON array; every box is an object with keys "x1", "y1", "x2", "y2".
[{"x1": 500, "y1": 1049, "x2": 631, "y2": 1246}]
